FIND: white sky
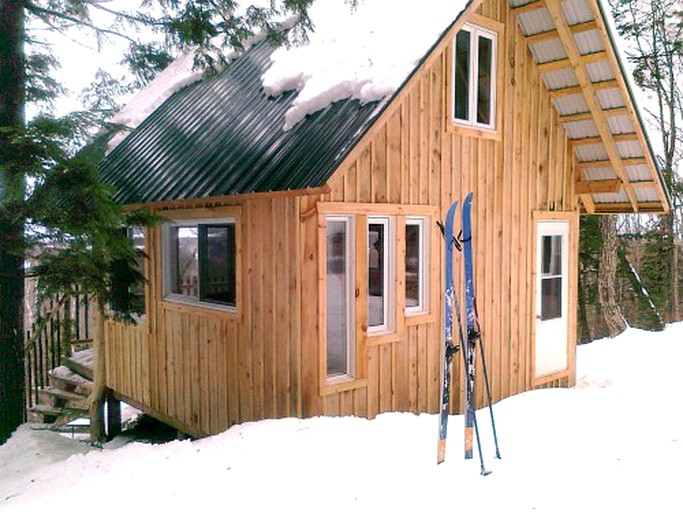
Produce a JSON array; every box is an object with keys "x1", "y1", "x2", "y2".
[{"x1": 2, "y1": 322, "x2": 682, "y2": 510}]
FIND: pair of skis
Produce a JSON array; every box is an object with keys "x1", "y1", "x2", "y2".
[{"x1": 437, "y1": 192, "x2": 500, "y2": 474}]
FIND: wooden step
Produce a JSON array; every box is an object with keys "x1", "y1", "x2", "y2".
[
  {"x1": 38, "y1": 387, "x2": 89, "y2": 411},
  {"x1": 28, "y1": 403, "x2": 90, "y2": 426},
  {"x1": 28, "y1": 404, "x2": 62, "y2": 424},
  {"x1": 62, "y1": 348, "x2": 94, "y2": 380},
  {"x1": 49, "y1": 365, "x2": 93, "y2": 397}
]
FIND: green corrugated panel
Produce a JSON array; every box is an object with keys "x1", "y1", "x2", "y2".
[{"x1": 99, "y1": 39, "x2": 381, "y2": 205}]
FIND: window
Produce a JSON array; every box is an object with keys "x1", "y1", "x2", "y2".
[
  {"x1": 405, "y1": 217, "x2": 428, "y2": 315},
  {"x1": 111, "y1": 226, "x2": 146, "y2": 318},
  {"x1": 452, "y1": 24, "x2": 497, "y2": 130},
  {"x1": 540, "y1": 234, "x2": 563, "y2": 320},
  {"x1": 165, "y1": 219, "x2": 237, "y2": 308},
  {"x1": 368, "y1": 217, "x2": 393, "y2": 333},
  {"x1": 320, "y1": 206, "x2": 434, "y2": 386},
  {"x1": 326, "y1": 216, "x2": 355, "y2": 379}
]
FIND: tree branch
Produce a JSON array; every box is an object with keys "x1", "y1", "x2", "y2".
[{"x1": 25, "y1": 2, "x2": 137, "y2": 44}]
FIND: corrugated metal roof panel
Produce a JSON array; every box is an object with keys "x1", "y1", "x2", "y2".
[
  {"x1": 574, "y1": 144, "x2": 608, "y2": 162},
  {"x1": 99, "y1": 39, "x2": 382, "y2": 204},
  {"x1": 617, "y1": 140, "x2": 645, "y2": 159},
  {"x1": 542, "y1": 68, "x2": 580, "y2": 90},
  {"x1": 607, "y1": 114, "x2": 635, "y2": 135},
  {"x1": 530, "y1": 39, "x2": 568, "y2": 63},
  {"x1": 562, "y1": 0, "x2": 595, "y2": 25},
  {"x1": 583, "y1": 167, "x2": 617, "y2": 180},
  {"x1": 626, "y1": 164, "x2": 652, "y2": 182},
  {"x1": 596, "y1": 87, "x2": 626, "y2": 109},
  {"x1": 564, "y1": 119, "x2": 599, "y2": 139},
  {"x1": 517, "y1": 7, "x2": 555, "y2": 35},
  {"x1": 586, "y1": 59, "x2": 616, "y2": 82},
  {"x1": 573, "y1": 29, "x2": 604, "y2": 55},
  {"x1": 510, "y1": 0, "x2": 531, "y2": 6},
  {"x1": 553, "y1": 93, "x2": 589, "y2": 116},
  {"x1": 593, "y1": 189, "x2": 629, "y2": 204},
  {"x1": 634, "y1": 187, "x2": 661, "y2": 203}
]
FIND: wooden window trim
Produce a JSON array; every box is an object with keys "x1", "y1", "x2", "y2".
[
  {"x1": 317, "y1": 203, "x2": 438, "y2": 391},
  {"x1": 160, "y1": 207, "x2": 242, "y2": 316},
  {"x1": 405, "y1": 216, "x2": 430, "y2": 318},
  {"x1": 446, "y1": 14, "x2": 504, "y2": 140},
  {"x1": 367, "y1": 215, "x2": 396, "y2": 336}
]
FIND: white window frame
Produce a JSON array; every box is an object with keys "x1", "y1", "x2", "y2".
[
  {"x1": 162, "y1": 217, "x2": 237, "y2": 312},
  {"x1": 325, "y1": 215, "x2": 356, "y2": 381},
  {"x1": 405, "y1": 217, "x2": 429, "y2": 316},
  {"x1": 367, "y1": 215, "x2": 396, "y2": 335},
  {"x1": 451, "y1": 23, "x2": 498, "y2": 130}
]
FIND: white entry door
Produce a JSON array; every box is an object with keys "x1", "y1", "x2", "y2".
[{"x1": 534, "y1": 220, "x2": 570, "y2": 379}]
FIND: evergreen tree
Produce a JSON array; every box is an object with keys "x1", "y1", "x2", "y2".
[{"x1": 0, "y1": 0, "x2": 322, "y2": 445}]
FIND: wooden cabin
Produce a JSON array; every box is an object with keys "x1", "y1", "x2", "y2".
[{"x1": 97, "y1": 0, "x2": 670, "y2": 438}]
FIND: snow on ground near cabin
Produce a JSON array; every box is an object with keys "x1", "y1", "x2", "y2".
[
  {"x1": 2, "y1": 323, "x2": 682, "y2": 511},
  {"x1": 262, "y1": 0, "x2": 471, "y2": 130}
]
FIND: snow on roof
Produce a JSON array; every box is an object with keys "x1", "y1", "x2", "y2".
[
  {"x1": 262, "y1": 0, "x2": 472, "y2": 130},
  {"x1": 108, "y1": 0, "x2": 472, "y2": 149},
  {"x1": 107, "y1": 51, "x2": 202, "y2": 151}
]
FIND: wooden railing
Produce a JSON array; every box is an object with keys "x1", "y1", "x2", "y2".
[{"x1": 24, "y1": 288, "x2": 93, "y2": 412}]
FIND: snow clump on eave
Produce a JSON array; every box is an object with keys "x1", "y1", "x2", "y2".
[{"x1": 261, "y1": 0, "x2": 471, "y2": 131}]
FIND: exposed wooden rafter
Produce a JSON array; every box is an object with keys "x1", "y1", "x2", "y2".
[
  {"x1": 569, "y1": 133, "x2": 639, "y2": 146},
  {"x1": 548, "y1": 79, "x2": 618, "y2": 98},
  {"x1": 511, "y1": 0, "x2": 544, "y2": 16},
  {"x1": 525, "y1": 20, "x2": 599, "y2": 45},
  {"x1": 575, "y1": 157, "x2": 646, "y2": 169},
  {"x1": 536, "y1": 51, "x2": 607, "y2": 73},
  {"x1": 575, "y1": 179, "x2": 621, "y2": 195},
  {"x1": 590, "y1": 202, "x2": 666, "y2": 214},
  {"x1": 560, "y1": 106, "x2": 629, "y2": 124},
  {"x1": 540, "y1": 0, "x2": 640, "y2": 211}
]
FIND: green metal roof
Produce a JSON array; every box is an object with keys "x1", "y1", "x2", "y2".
[{"x1": 99, "y1": 38, "x2": 382, "y2": 205}]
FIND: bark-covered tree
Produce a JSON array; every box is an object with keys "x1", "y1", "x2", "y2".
[
  {"x1": 597, "y1": 216, "x2": 627, "y2": 336},
  {"x1": 0, "y1": 0, "x2": 322, "y2": 445}
]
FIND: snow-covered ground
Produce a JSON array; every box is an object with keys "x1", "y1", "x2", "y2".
[{"x1": 1, "y1": 324, "x2": 681, "y2": 511}]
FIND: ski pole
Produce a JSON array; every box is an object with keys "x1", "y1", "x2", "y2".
[{"x1": 473, "y1": 300, "x2": 501, "y2": 459}]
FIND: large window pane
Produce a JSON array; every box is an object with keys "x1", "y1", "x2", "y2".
[
  {"x1": 541, "y1": 277, "x2": 562, "y2": 320},
  {"x1": 454, "y1": 29, "x2": 471, "y2": 121},
  {"x1": 542, "y1": 235, "x2": 562, "y2": 276},
  {"x1": 368, "y1": 222, "x2": 386, "y2": 328},
  {"x1": 327, "y1": 219, "x2": 351, "y2": 377},
  {"x1": 540, "y1": 235, "x2": 563, "y2": 320},
  {"x1": 172, "y1": 227, "x2": 199, "y2": 298},
  {"x1": 405, "y1": 222, "x2": 421, "y2": 309},
  {"x1": 199, "y1": 224, "x2": 236, "y2": 306},
  {"x1": 476, "y1": 34, "x2": 493, "y2": 125}
]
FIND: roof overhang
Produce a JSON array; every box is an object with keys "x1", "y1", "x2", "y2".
[{"x1": 509, "y1": 0, "x2": 671, "y2": 214}]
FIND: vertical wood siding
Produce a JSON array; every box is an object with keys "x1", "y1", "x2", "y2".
[
  {"x1": 310, "y1": 0, "x2": 578, "y2": 417},
  {"x1": 105, "y1": 195, "x2": 302, "y2": 437},
  {"x1": 104, "y1": 0, "x2": 579, "y2": 436}
]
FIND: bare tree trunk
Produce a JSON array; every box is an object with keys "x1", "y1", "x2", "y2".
[
  {"x1": 0, "y1": 0, "x2": 26, "y2": 445},
  {"x1": 598, "y1": 216, "x2": 627, "y2": 337},
  {"x1": 667, "y1": 213, "x2": 680, "y2": 320}
]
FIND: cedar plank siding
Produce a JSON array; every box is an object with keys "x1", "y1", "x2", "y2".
[
  {"x1": 103, "y1": 0, "x2": 579, "y2": 437},
  {"x1": 313, "y1": 0, "x2": 578, "y2": 416}
]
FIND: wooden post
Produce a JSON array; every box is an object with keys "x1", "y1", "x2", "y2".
[{"x1": 90, "y1": 309, "x2": 106, "y2": 443}]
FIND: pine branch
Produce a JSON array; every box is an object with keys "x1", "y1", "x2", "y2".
[{"x1": 25, "y1": 2, "x2": 137, "y2": 44}]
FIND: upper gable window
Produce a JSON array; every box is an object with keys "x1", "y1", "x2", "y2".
[{"x1": 452, "y1": 23, "x2": 497, "y2": 130}]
